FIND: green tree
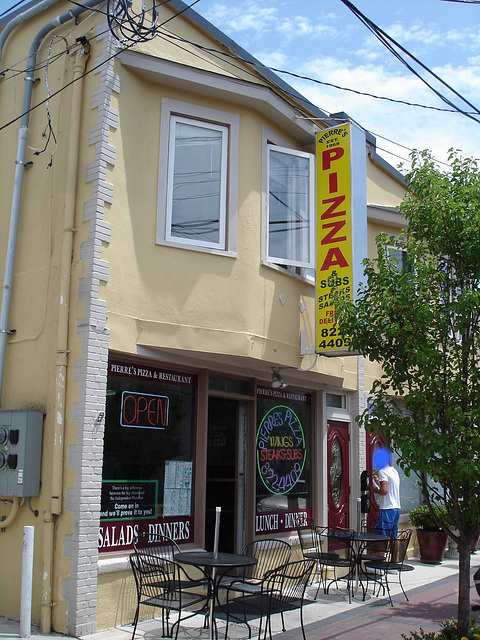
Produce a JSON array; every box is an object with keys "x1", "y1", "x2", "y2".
[{"x1": 335, "y1": 149, "x2": 480, "y2": 636}]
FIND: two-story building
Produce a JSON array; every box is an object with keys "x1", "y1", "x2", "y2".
[{"x1": 0, "y1": 0, "x2": 407, "y2": 635}]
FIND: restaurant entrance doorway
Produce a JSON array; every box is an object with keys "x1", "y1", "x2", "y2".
[
  {"x1": 206, "y1": 397, "x2": 245, "y2": 553},
  {"x1": 327, "y1": 420, "x2": 350, "y2": 529}
]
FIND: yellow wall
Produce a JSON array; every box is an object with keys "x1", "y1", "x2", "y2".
[{"x1": 0, "y1": 0, "x2": 407, "y2": 632}]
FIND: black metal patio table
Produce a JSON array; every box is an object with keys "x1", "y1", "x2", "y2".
[
  {"x1": 328, "y1": 530, "x2": 390, "y2": 599},
  {"x1": 175, "y1": 550, "x2": 257, "y2": 640}
]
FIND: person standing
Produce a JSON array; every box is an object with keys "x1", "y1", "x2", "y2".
[{"x1": 372, "y1": 455, "x2": 401, "y2": 537}]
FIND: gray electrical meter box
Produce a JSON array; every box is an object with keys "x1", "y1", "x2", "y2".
[{"x1": 0, "y1": 410, "x2": 43, "y2": 497}]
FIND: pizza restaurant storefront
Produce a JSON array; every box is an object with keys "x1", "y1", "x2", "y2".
[{"x1": 98, "y1": 356, "x2": 341, "y2": 556}]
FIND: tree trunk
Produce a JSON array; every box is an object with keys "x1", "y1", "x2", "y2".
[{"x1": 457, "y1": 534, "x2": 472, "y2": 637}]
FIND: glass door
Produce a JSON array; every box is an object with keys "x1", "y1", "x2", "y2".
[
  {"x1": 327, "y1": 420, "x2": 350, "y2": 529},
  {"x1": 206, "y1": 397, "x2": 238, "y2": 553}
]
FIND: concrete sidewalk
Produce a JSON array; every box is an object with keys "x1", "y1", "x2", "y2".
[{"x1": 1, "y1": 556, "x2": 479, "y2": 640}]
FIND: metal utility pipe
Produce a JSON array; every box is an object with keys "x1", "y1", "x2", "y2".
[
  {"x1": 40, "y1": 45, "x2": 90, "y2": 634},
  {"x1": 20, "y1": 526, "x2": 34, "y2": 638},
  {"x1": 0, "y1": 1, "x2": 103, "y2": 632},
  {"x1": 0, "y1": 0, "x2": 62, "y2": 62},
  {"x1": 0, "y1": 0, "x2": 103, "y2": 408},
  {"x1": 51, "y1": 43, "x2": 90, "y2": 517},
  {"x1": 0, "y1": 496, "x2": 20, "y2": 527},
  {"x1": 40, "y1": 511, "x2": 54, "y2": 633}
]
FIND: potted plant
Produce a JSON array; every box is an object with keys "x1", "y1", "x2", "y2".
[{"x1": 409, "y1": 504, "x2": 449, "y2": 564}]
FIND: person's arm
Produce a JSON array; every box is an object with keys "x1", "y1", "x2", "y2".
[
  {"x1": 372, "y1": 476, "x2": 388, "y2": 496},
  {"x1": 377, "y1": 481, "x2": 388, "y2": 496}
]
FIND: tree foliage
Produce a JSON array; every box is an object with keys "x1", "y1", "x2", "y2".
[{"x1": 335, "y1": 149, "x2": 480, "y2": 634}]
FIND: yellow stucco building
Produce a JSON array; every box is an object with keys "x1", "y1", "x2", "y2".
[{"x1": 0, "y1": 0, "x2": 406, "y2": 635}]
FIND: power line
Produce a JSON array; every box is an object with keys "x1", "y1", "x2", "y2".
[
  {"x1": 0, "y1": 0, "x2": 201, "y2": 133},
  {"x1": 1, "y1": 0, "x2": 477, "y2": 174},
  {"x1": 2, "y1": 0, "x2": 476, "y2": 118},
  {"x1": 339, "y1": 0, "x2": 480, "y2": 124},
  {"x1": 0, "y1": 0, "x2": 30, "y2": 18},
  {"x1": 2, "y1": 0, "x2": 477, "y2": 123},
  {"x1": 157, "y1": 27, "x2": 480, "y2": 117}
]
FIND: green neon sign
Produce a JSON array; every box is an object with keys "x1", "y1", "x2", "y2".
[{"x1": 256, "y1": 405, "x2": 306, "y2": 495}]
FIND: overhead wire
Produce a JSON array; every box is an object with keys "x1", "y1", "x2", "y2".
[
  {"x1": 152, "y1": 26, "x2": 460, "y2": 166},
  {"x1": 1, "y1": 0, "x2": 478, "y2": 119},
  {"x1": 0, "y1": 0, "x2": 201, "y2": 133},
  {"x1": 0, "y1": 0, "x2": 31, "y2": 18},
  {"x1": 339, "y1": 0, "x2": 480, "y2": 124},
  {"x1": 157, "y1": 26, "x2": 480, "y2": 116},
  {"x1": 0, "y1": 0, "x2": 475, "y2": 169},
  {"x1": 0, "y1": 0, "x2": 171, "y2": 81},
  {"x1": 1, "y1": 0, "x2": 477, "y2": 120},
  {"x1": 1, "y1": 1, "x2": 104, "y2": 81}
]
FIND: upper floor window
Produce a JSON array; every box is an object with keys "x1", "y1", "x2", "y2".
[
  {"x1": 166, "y1": 117, "x2": 227, "y2": 249},
  {"x1": 388, "y1": 245, "x2": 411, "y2": 272},
  {"x1": 157, "y1": 99, "x2": 239, "y2": 255},
  {"x1": 266, "y1": 144, "x2": 315, "y2": 270}
]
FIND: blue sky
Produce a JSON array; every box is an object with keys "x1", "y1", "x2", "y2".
[
  {"x1": 1, "y1": 0, "x2": 479, "y2": 168},
  {"x1": 194, "y1": 0, "x2": 480, "y2": 169}
]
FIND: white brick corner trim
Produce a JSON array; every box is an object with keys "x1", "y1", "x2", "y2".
[{"x1": 64, "y1": 21, "x2": 118, "y2": 637}]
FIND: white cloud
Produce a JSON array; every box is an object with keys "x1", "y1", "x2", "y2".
[
  {"x1": 196, "y1": 0, "x2": 480, "y2": 167},
  {"x1": 201, "y1": 1, "x2": 278, "y2": 37},
  {"x1": 277, "y1": 16, "x2": 333, "y2": 41}
]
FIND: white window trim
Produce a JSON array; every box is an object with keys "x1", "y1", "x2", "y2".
[
  {"x1": 261, "y1": 126, "x2": 315, "y2": 273},
  {"x1": 157, "y1": 98, "x2": 239, "y2": 256},
  {"x1": 165, "y1": 116, "x2": 228, "y2": 250}
]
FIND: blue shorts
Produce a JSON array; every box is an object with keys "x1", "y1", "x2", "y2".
[{"x1": 375, "y1": 508, "x2": 400, "y2": 537}]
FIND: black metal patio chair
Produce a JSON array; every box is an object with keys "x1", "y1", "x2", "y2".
[
  {"x1": 296, "y1": 521, "x2": 340, "y2": 596},
  {"x1": 322, "y1": 526, "x2": 358, "y2": 604},
  {"x1": 218, "y1": 538, "x2": 291, "y2": 634},
  {"x1": 225, "y1": 558, "x2": 315, "y2": 640},
  {"x1": 129, "y1": 553, "x2": 209, "y2": 640},
  {"x1": 363, "y1": 528, "x2": 414, "y2": 606}
]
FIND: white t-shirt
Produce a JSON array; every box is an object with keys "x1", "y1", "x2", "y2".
[{"x1": 378, "y1": 465, "x2": 401, "y2": 510}]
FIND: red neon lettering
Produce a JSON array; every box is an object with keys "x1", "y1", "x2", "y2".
[
  {"x1": 321, "y1": 220, "x2": 346, "y2": 245},
  {"x1": 122, "y1": 394, "x2": 137, "y2": 424},
  {"x1": 322, "y1": 147, "x2": 344, "y2": 170},
  {"x1": 319, "y1": 248, "x2": 349, "y2": 271},
  {"x1": 123, "y1": 394, "x2": 168, "y2": 427},
  {"x1": 156, "y1": 399, "x2": 168, "y2": 427},
  {"x1": 321, "y1": 195, "x2": 346, "y2": 219},
  {"x1": 136, "y1": 396, "x2": 148, "y2": 423}
]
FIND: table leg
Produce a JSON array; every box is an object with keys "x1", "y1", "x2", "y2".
[{"x1": 209, "y1": 567, "x2": 217, "y2": 640}]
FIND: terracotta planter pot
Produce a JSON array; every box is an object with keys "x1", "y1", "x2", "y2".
[{"x1": 417, "y1": 529, "x2": 448, "y2": 564}]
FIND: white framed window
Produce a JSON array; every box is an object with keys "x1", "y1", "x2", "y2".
[
  {"x1": 388, "y1": 244, "x2": 410, "y2": 272},
  {"x1": 157, "y1": 99, "x2": 239, "y2": 255},
  {"x1": 266, "y1": 144, "x2": 315, "y2": 269}
]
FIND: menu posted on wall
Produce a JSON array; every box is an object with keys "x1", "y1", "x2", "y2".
[
  {"x1": 163, "y1": 460, "x2": 193, "y2": 517},
  {"x1": 100, "y1": 480, "x2": 157, "y2": 520}
]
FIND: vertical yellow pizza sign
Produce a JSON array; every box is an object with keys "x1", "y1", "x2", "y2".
[{"x1": 316, "y1": 124, "x2": 354, "y2": 354}]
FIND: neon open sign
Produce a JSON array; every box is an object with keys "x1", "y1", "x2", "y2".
[
  {"x1": 256, "y1": 405, "x2": 306, "y2": 495},
  {"x1": 121, "y1": 391, "x2": 169, "y2": 429}
]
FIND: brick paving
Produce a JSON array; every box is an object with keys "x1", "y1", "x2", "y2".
[
  {"x1": 293, "y1": 569, "x2": 477, "y2": 640},
  {"x1": 2, "y1": 559, "x2": 479, "y2": 640}
]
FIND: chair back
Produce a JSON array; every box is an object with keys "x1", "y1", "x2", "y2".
[
  {"x1": 130, "y1": 552, "x2": 170, "y2": 598},
  {"x1": 134, "y1": 533, "x2": 179, "y2": 560},
  {"x1": 241, "y1": 538, "x2": 291, "y2": 581},
  {"x1": 388, "y1": 528, "x2": 413, "y2": 564},
  {"x1": 326, "y1": 526, "x2": 355, "y2": 560},
  {"x1": 131, "y1": 551, "x2": 206, "y2": 596},
  {"x1": 265, "y1": 558, "x2": 316, "y2": 605},
  {"x1": 296, "y1": 520, "x2": 322, "y2": 555}
]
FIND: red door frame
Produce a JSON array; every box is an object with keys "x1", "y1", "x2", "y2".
[
  {"x1": 365, "y1": 430, "x2": 387, "y2": 530},
  {"x1": 327, "y1": 421, "x2": 350, "y2": 529}
]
